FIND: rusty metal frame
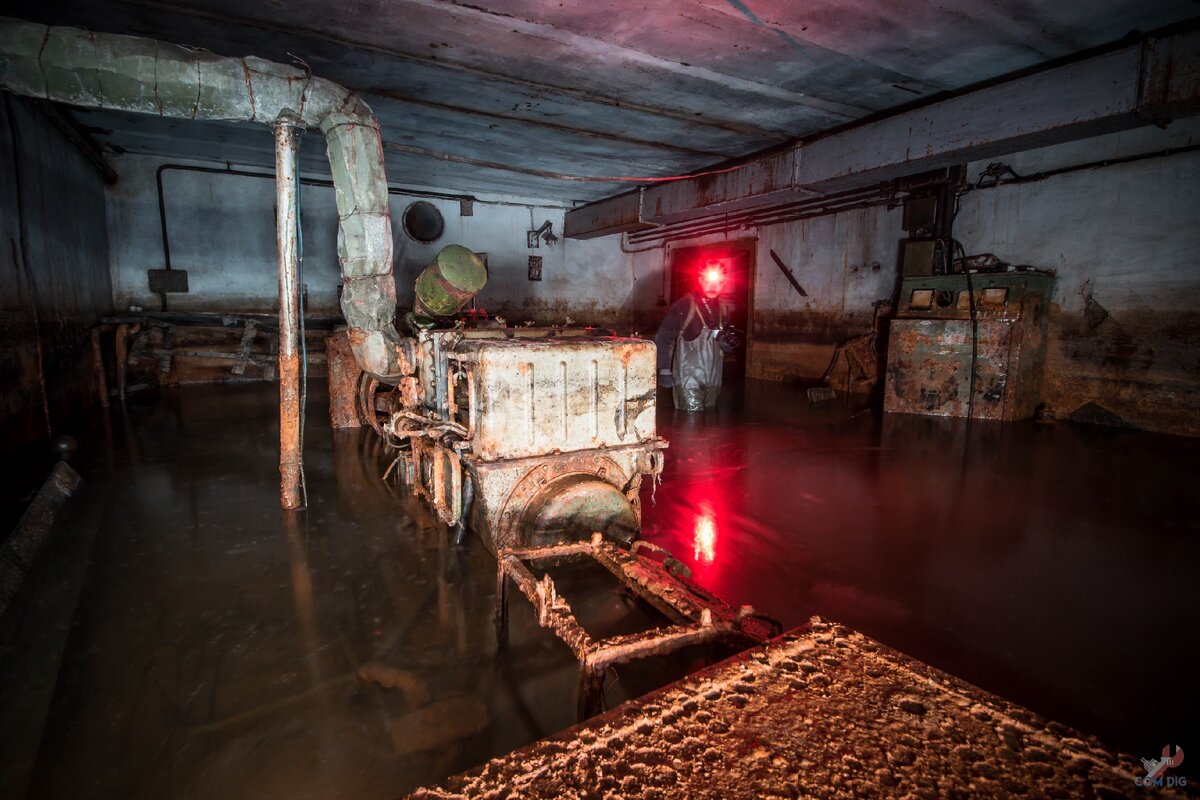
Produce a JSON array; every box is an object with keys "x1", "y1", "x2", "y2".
[{"x1": 495, "y1": 535, "x2": 779, "y2": 719}]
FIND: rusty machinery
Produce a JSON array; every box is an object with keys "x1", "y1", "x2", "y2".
[
  {"x1": 495, "y1": 535, "x2": 780, "y2": 718},
  {"x1": 384, "y1": 326, "x2": 667, "y2": 552},
  {"x1": 885, "y1": 172, "x2": 1057, "y2": 422},
  {"x1": 350, "y1": 246, "x2": 782, "y2": 719},
  {"x1": 353, "y1": 245, "x2": 667, "y2": 554}
]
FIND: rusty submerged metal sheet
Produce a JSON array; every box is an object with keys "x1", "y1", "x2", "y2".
[{"x1": 409, "y1": 618, "x2": 1180, "y2": 800}]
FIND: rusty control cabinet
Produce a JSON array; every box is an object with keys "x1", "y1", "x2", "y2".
[{"x1": 884, "y1": 271, "x2": 1054, "y2": 421}]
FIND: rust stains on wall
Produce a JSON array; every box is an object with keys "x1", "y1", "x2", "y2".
[{"x1": 1045, "y1": 307, "x2": 1200, "y2": 436}]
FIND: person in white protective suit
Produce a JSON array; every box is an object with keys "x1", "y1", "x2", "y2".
[{"x1": 654, "y1": 260, "x2": 741, "y2": 411}]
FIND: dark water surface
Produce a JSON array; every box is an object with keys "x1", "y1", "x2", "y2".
[
  {"x1": 643, "y1": 381, "x2": 1198, "y2": 760},
  {"x1": 5, "y1": 379, "x2": 1197, "y2": 797}
]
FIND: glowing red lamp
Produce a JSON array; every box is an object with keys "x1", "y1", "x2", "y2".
[{"x1": 699, "y1": 259, "x2": 726, "y2": 295}]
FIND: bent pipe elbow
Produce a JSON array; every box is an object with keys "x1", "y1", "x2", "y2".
[{"x1": 0, "y1": 16, "x2": 407, "y2": 381}]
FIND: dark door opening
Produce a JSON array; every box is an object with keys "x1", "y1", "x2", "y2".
[{"x1": 668, "y1": 239, "x2": 754, "y2": 380}]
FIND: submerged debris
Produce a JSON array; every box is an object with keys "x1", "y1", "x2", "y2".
[{"x1": 389, "y1": 695, "x2": 490, "y2": 756}]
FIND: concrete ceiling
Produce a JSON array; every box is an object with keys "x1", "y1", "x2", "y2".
[{"x1": 22, "y1": 0, "x2": 1200, "y2": 203}]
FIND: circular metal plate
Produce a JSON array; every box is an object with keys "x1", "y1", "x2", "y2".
[{"x1": 402, "y1": 200, "x2": 445, "y2": 243}]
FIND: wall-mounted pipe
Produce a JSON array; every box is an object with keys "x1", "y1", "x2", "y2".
[{"x1": 0, "y1": 17, "x2": 405, "y2": 381}]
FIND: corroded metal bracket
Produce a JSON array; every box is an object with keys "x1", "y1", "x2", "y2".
[{"x1": 495, "y1": 534, "x2": 779, "y2": 719}]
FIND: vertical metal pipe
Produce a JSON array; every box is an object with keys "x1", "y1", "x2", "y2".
[
  {"x1": 114, "y1": 323, "x2": 130, "y2": 402},
  {"x1": 90, "y1": 325, "x2": 109, "y2": 408},
  {"x1": 275, "y1": 117, "x2": 304, "y2": 510}
]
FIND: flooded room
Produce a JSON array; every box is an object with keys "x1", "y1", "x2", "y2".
[{"x1": 1, "y1": 2, "x2": 1198, "y2": 798}]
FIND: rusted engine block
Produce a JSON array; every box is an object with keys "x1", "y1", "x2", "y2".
[{"x1": 383, "y1": 328, "x2": 667, "y2": 552}]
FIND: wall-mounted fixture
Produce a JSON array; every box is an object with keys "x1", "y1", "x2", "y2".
[
  {"x1": 147, "y1": 268, "x2": 188, "y2": 295},
  {"x1": 403, "y1": 200, "x2": 445, "y2": 243},
  {"x1": 527, "y1": 220, "x2": 558, "y2": 249},
  {"x1": 528, "y1": 256, "x2": 543, "y2": 281}
]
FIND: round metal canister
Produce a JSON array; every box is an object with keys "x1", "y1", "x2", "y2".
[{"x1": 413, "y1": 244, "x2": 487, "y2": 318}]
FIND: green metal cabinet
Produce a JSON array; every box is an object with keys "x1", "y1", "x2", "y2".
[{"x1": 883, "y1": 271, "x2": 1054, "y2": 421}]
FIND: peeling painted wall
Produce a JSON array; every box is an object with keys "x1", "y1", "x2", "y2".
[
  {"x1": 953, "y1": 120, "x2": 1200, "y2": 436},
  {"x1": 602, "y1": 119, "x2": 1200, "y2": 436},
  {"x1": 610, "y1": 207, "x2": 903, "y2": 385},
  {"x1": 105, "y1": 154, "x2": 648, "y2": 328},
  {"x1": 101, "y1": 119, "x2": 1200, "y2": 436},
  {"x1": 0, "y1": 95, "x2": 112, "y2": 451},
  {"x1": 746, "y1": 207, "x2": 900, "y2": 382}
]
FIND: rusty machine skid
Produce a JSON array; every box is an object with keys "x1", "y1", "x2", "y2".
[{"x1": 496, "y1": 534, "x2": 781, "y2": 718}]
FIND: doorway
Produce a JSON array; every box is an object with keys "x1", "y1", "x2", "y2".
[{"x1": 668, "y1": 239, "x2": 755, "y2": 380}]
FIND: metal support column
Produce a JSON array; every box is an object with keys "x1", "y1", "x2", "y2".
[{"x1": 275, "y1": 116, "x2": 304, "y2": 510}]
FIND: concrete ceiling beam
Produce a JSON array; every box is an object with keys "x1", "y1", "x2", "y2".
[{"x1": 565, "y1": 28, "x2": 1200, "y2": 238}]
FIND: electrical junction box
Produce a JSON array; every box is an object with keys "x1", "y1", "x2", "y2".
[
  {"x1": 147, "y1": 268, "x2": 189, "y2": 293},
  {"x1": 899, "y1": 239, "x2": 941, "y2": 277},
  {"x1": 884, "y1": 271, "x2": 1054, "y2": 421}
]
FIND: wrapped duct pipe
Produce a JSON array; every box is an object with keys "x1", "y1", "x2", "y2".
[{"x1": 0, "y1": 17, "x2": 410, "y2": 381}]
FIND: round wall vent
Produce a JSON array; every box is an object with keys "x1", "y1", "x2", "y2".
[{"x1": 402, "y1": 201, "x2": 445, "y2": 243}]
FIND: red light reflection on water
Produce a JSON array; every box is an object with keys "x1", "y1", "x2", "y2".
[
  {"x1": 693, "y1": 507, "x2": 717, "y2": 564},
  {"x1": 641, "y1": 439, "x2": 746, "y2": 597}
]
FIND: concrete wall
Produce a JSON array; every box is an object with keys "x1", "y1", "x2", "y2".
[
  {"x1": 105, "y1": 154, "x2": 643, "y2": 328},
  {"x1": 746, "y1": 207, "x2": 900, "y2": 383},
  {"x1": 0, "y1": 95, "x2": 112, "y2": 451},
  {"x1": 953, "y1": 121, "x2": 1200, "y2": 435},
  {"x1": 103, "y1": 121, "x2": 1200, "y2": 435},
  {"x1": 602, "y1": 208, "x2": 904, "y2": 386},
  {"x1": 595, "y1": 118, "x2": 1200, "y2": 436}
]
